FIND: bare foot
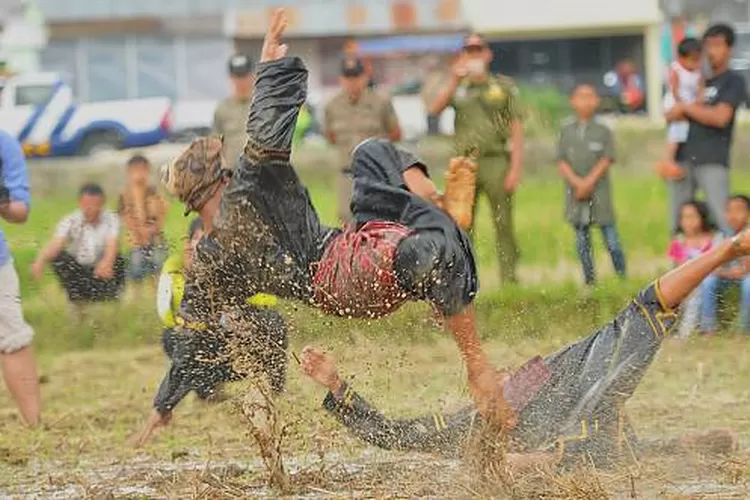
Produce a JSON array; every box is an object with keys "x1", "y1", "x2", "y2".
[{"x1": 654, "y1": 160, "x2": 685, "y2": 181}]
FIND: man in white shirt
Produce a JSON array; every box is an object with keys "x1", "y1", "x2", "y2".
[{"x1": 32, "y1": 183, "x2": 125, "y2": 303}]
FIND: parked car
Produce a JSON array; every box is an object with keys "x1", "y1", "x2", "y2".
[{"x1": 0, "y1": 72, "x2": 172, "y2": 157}]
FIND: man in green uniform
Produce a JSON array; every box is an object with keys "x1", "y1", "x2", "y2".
[
  {"x1": 557, "y1": 83, "x2": 626, "y2": 285},
  {"x1": 324, "y1": 57, "x2": 402, "y2": 223},
  {"x1": 213, "y1": 54, "x2": 255, "y2": 168},
  {"x1": 430, "y1": 34, "x2": 524, "y2": 284}
]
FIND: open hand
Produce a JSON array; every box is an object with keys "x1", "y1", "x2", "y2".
[
  {"x1": 94, "y1": 260, "x2": 114, "y2": 280},
  {"x1": 504, "y1": 168, "x2": 521, "y2": 194},
  {"x1": 451, "y1": 54, "x2": 468, "y2": 80},
  {"x1": 30, "y1": 260, "x2": 44, "y2": 281},
  {"x1": 300, "y1": 346, "x2": 343, "y2": 393},
  {"x1": 260, "y1": 9, "x2": 289, "y2": 63},
  {"x1": 130, "y1": 410, "x2": 172, "y2": 448},
  {"x1": 468, "y1": 364, "x2": 517, "y2": 429},
  {"x1": 574, "y1": 177, "x2": 596, "y2": 200}
]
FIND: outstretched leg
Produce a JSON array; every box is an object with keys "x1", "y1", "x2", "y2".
[{"x1": 516, "y1": 230, "x2": 750, "y2": 454}]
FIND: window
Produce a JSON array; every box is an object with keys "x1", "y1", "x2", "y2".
[
  {"x1": 490, "y1": 41, "x2": 523, "y2": 77},
  {"x1": 570, "y1": 38, "x2": 603, "y2": 73},
  {"x1": 15, "y1": 84, "x2": 55, "y2": 106},
  {"x1": 136, "y1": 37, "x2": 177, "y2": 99},
  {"x1": 523, "y1": 40, "x2": 564, "y2": 87},
  {"x1": 86, "y1": 38, "x2": 128, "y2": 102}
]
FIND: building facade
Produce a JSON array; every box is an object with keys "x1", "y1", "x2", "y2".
[
  {"x1": 461, "y1": 0, "x2": 664, "y2": 119},
  {"x1": 33, "y1": 0, "x2": 676, "y2": 120},
  {"x1": 37, "y1": 0, "x2": 234, "y2": 102}
]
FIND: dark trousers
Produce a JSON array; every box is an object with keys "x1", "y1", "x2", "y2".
[
  {"x1": 52, "y1": 252, "x2": 126, "y2": 303},
  {"x1": 426, "y1": 114, "x2": 440, "y2": 135},
  {"x1": 574, "y1": 224, "x2": 626, "y2": 285}
]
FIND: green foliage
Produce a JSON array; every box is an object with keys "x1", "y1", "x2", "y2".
[
  {"x1": 518, "y1": 86, "x2": 570, "y2": 136},
  {"x1": 5, "y1": 136, "x2": 750, "y2": 354}
]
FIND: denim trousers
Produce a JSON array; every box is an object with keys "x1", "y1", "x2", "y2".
[{"x1": 575, "y1": 224, "x2": 627, "y2": 285}]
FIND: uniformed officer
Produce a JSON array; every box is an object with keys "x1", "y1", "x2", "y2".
[
  {"x1": 429, "y1": 34, "x2": 524, "y2": 284},
  {"x1": 213, "y1": 54, "x2": 255, "y2": 168},
  {"x1": 557, "y1": 83, "x2": 626, "y2": 285},
  {"x1": 324, "y1": 57, "x2": 402, "y2": 223}
]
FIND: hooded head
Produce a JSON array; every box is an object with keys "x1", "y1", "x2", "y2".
[{"x1": 161, "y1": 135, "x2": 233, "y2": 215}]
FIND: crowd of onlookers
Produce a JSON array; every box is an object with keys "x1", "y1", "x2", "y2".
[
  {"x1": 29, "y1": 155, "x2": 168, "y2": 316},
  {"x1": 572, "y1": 22, "x2": 750, "y2": 337},
  {"x1": 24, "y1": 22, "x2": 750, "y2": 340}
]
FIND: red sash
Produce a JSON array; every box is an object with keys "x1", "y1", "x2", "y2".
[{"x1": 312, "y1": 221, "x2": 412, "y2": 318}]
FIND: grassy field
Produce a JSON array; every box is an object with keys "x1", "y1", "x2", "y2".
[{"x1": 1, "y1": 132, "x2": 750, "y2": 496}]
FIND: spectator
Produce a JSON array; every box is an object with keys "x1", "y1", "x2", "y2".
[
  {"x1": 324, "y1": 57, "x2": 401, "y2": 223},
  {"x1": 700, "y1": 194, "x2": 750, "y2": 335},
  {"x1": 429, "y1": 33, "x2": 524, "y2": 284},
  {"x1": 613, "y1": 59, "x2": 645, "y2": 113},
  {"x1": 31, "y1": 183, "x2": 125, "y2": 307},
  {"x1": 118, "y1": 154, "x2": 167, "y2": 283},
  {"x1": 666, "y1": 23, "x2": 748, "y2": 235},
  {"x1": 213, "y1": 54, "x2": 255, "y2": 168},
  {"x1": 656, "y1": 37, "x2": 703, "y2": 181},
  {"x1": 0, "y1": 130, "x2": 40, "y2": 426},
  {"x1": 668, "y1": 200, "x2": 722, "y2": 338},
  {"x1": 557, "y1": 83, "x2": 626, "y2": 286},
  {"x1": 343, "y1": 39, "x2": 376, "y2": 89}
]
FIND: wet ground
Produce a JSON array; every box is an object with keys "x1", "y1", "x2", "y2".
[{"x1": 4, "y1": 447, "x2": 749, "y2": 499}]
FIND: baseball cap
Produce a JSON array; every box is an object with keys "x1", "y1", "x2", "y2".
[
  {"x1": 463, "y1": 34, "x2": 487, "y2": 50},
  {"x1": 228, "y1": 54, "x2": 253, "y2": 76},
  {"x1": 340, "y1": 57, "x2": 366, "y2": 78}
]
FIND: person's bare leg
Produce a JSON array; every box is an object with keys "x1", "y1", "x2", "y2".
[
  {"x1": 1, "y1": 346, "x2": 41, "y2": 426},
  {"x1": 445, "y1": 305, "x2": 514, "y2": 426},
  {"x1": 657, "y1": 232, "x2": 750, "y2": 310}
]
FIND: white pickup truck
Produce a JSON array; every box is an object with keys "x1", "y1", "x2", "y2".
[{"x1": 0, "y1": 72, "x2": 172, "y2": 157}]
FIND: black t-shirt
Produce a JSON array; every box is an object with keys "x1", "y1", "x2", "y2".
[{"x1": 681, "y1": 70, "x2": 747, "y2": 167}]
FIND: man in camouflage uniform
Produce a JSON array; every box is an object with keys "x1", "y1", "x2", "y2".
[
  {"x1": 325, "y1": 57, "x2": 402, "y2": 223},
  {"x1": 213, "y1": 54, "x2": 255, "y2": 168},
  {"x1": 301, "y1": 232, "x2": 749, "y2": 465},
  {"x1": 430, "y1": 34, "x2": 524, "y2": 284}
]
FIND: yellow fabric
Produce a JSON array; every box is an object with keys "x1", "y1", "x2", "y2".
[
  {"x1": 157, "y1": 254, "x2": 279, "y2": 328},
  {"x1": 157, "y1": 255, "x2": 185, "y2": 328}
]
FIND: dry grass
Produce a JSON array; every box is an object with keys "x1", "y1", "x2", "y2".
[
  {"x1": 1, "y1": 327, "x2": 749, "y2": 497},
  {"x1": 3, "y1": 133, "x2": 750, "y2": 496}
]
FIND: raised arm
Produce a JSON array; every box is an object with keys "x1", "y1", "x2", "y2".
[{"x1": 241, "y1": 10, "x2": 307, "y2": 168}]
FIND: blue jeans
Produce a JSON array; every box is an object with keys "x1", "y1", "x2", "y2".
[
  {"x1": 700, "y1": 274, "x2": 750, "y2": 333},
  {"x1": 127, "y1": 245, "x2": 167, "y2": 281},
  {"x1": 575, "y1": 224, "x2": 627, "y2": 285}
]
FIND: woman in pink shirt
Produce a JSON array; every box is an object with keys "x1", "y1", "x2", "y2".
[{"x1": 669, "y1": 200, "x2": 723, "y2": 338}]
